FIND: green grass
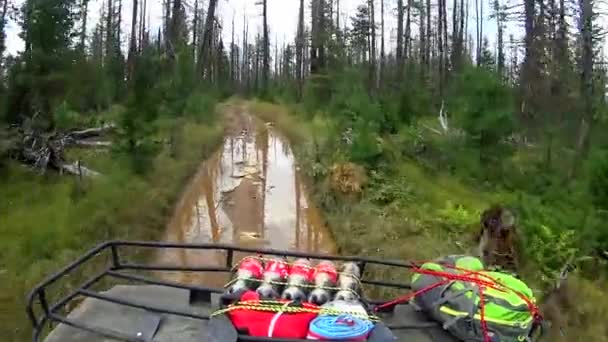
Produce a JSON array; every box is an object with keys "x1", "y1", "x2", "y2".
[
  {"x1": 247, "y1": 100, "x2": 608, "y2": 342},
  {"x1": 0, "y1": 104, "x2": 223, "y2": 341}
]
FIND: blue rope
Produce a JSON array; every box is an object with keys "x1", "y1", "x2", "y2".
[{"x1": 308, "y1": 314, "x2": 374, "y2": 340}]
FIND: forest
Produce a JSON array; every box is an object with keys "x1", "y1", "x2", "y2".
[{"x1": 1, "y1": 0, "x2": 608, "y2": 340}]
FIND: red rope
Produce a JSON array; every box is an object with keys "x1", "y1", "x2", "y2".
[{"x1": 478, "y1": 284, "x2": 491, "y2": 342}]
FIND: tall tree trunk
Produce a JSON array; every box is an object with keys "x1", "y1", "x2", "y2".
[
  {"x1": 262, "y1": 0, "x2": 269, "y2": 93},
  {"x1": 475, "y1": 0, "x2": 480, "y2": 64},
  {"x1": 419, "y1": 2, "x2": 426, "y2": 66},
  {"x1": 112, "y1": 0, "x2": 122, "y2": 53},
  {"x1": 405, "y1": 0, "x2": 411, "y2": 59},
  {"x1": 496, "y1": 0, "x2": 504, "y2": 78},
  {"x1": 164, "y1": 0, "x2": 171, "y2": 51},
  {"x1": 397, "y1": 0, "x2": 404, "y2": 74},
  {"x1": 336, "y1": 0, "x2": 340, "y2": 31},
  {"x1": 80, "y1": 0, "x2": 89, "y2": 53},
  {"x1": 296, "y1": 0, "x2": 304, "y2": 98},
  {"x1": 451, "y1": 0, "x2": 458, "y2": 64},
  {"x1": 105, "y1": 0, "x2": 113, "y2": 59},
  {"x1": 369, "y1": 0, "x2": 376, "y2": 90},
  {"x1": 198, "y1": 0, "x2": 218, "y2": 77},
  {"x1": 231, "y1": 14, "x2": 235, "y2": 86},
  {"x1": 442, "y1": 0, "x2": 448, "y2": 71},
  {"x1": 425, "y1": 0, "x2": 431, "y2": 71},
  {"x1": 117, "y1": 0, "x2": 122, "y2": 50},
  {"x1": 439, "y1": 0, "x2": 444, "y2": 93},
  {"x1": 193, "y1": 0, "x2": 199, "y2": 56},
  {"x1": 127, "y1": 0, "x2": 138, "y2": 81},
  {"x1": 571, "y1": 0, "x2": 594, "y2": 177},
  {"x1": 311, "y1": 0, "x2": 326, "y2": 74},
  {"x1": 242, "y1": 15, "x2": 248, "y2": 91},
  {"x1": 380, "y1": 0, "x2": 385, "y2": 85},
  {"x1": 170, "y1": 0, "x2": 182, "y2": 48}
]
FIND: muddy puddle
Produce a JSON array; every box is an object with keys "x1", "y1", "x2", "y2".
[{"x1": 156, "y1": 107, "x2": 336, "y2": 287}]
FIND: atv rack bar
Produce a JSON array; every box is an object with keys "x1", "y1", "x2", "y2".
[{"x1": 27, "y1": 241, "x2": 418, "y2": 342}]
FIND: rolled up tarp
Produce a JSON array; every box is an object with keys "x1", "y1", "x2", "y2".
[{"x1": 307, "y1": 314, "x2": 374, "y2": 341}]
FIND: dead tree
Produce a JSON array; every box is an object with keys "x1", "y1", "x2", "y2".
[
  {"x1": 368, "y1": 0, "x2": 376, "y2": 89},
  {"x1": 397, "y1": 0, "x2": 404, "y2": 76},
  {"x1": 570, "y1": 0, "x2": 595, "y2": 177},
  {"x1": 79, "y1": 0, "x2": 89, "y2": 53},
  {"x1": 127, "y1": 0, "x2": 138, "y2": 81},
  {"x1": 296, "y1": 0, "x2": 305, "y2": 98},
  {"x1": 380, "y1": 0, "x2": 385, "y2": 85},
  {"x1": 198, "y1": 0, "x2": 218, "y2": 77},
  {"x1": 261, "y1": 0, "x2": 270, "y2": 93}
]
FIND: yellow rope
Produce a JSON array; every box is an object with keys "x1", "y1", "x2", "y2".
[{"x1": 210, "y1": 300, "x2": 381, "y2": 322}]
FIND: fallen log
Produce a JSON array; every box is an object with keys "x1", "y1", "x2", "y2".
[
  {"x1": 69, "y1": 140, "x2": 112, "y2": 148},
  {"x1": 60, "y1": 161, "x2": 101, "y2": 178},
  {"x1": 68, "y1": 124, "x2": 116, "y2": 140}
]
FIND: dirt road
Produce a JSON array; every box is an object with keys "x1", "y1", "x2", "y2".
[{"x1": 156, "y1": 103, "x2": 336, "y2": 287}]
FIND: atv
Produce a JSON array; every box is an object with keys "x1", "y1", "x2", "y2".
[{"x1": 26, "y1": 241, "x2": 541, "y2": 342}]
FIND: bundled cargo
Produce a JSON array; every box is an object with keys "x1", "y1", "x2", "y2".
[
  {"x1": 308, "y1": 261, "x2": 339, "y2": 305},
  {"x1": 282, "y1": 258, "x2": 314, "y2": 301},
  {"x1": 256, "y1": 257, "x2": 290, "y2": 299},
  {"x1": 227, "y1": 257, "x2": 264, "y2": 294},
  {"x1": 410, "y1": 255, "x2": 540, "y2": 342}
]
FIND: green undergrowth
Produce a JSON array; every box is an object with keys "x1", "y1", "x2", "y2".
[
  {"x1": 0, "y1": 100, "x2": 223, "y2": 341},
  {"x1": 248, "y1": 100, "x2": 608, "y2": 342}
]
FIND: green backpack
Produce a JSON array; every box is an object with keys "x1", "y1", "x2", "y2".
[{"x1": 410, "y1": 256, "x2": 540, "y2": 342}]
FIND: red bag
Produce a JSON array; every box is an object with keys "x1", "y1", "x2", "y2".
[{"x1": 227, "y1": 291, "x2": 319, "y2": 339}]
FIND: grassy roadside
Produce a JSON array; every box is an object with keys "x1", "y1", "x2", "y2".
[
  {"x1": 0, "y1": 104, "x2": 224, "y2": 341},
  {"x1": 248, "y1": 100, "x2": 608, "y2": 341}
]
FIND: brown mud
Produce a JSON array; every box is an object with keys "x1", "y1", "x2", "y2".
[{"x1": 156, "y1": 104, "x2": 336, "y2": 287}]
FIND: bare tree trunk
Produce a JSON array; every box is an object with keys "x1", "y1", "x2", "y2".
[
  {"x1": 397, "y1": 0, "x2": 404, "y2": 73},
  {"x1": 80, "y1": 0, "x2": 89, "y2": 53},
  {"x1": 193, "y1": 0, "x2": 199, "y2": 56},
  {"x1": 452, "y1": 0, "x2": 458, "y2": 62},
  {"x1": 105, "y1": 0, "x2": 113, "y2": 59},
  {"x1": 442, "y1": 0, "x2": 448, "y2": 71},
  {"x1": 117, "y1": 0, "x2": 122, "y2": 49},
  {"x1": 380, "y1": 0, "x2": 385, "y2": 85},
  {"x1": 198, "y1": 0, "x2": 218, "y2": 77},
  {"x1": 369, "y1": 0, "x2": 376, "y2": 90},
  {"x1": 425, "y1": 0, "x2": 431, "y2": 71},
  {"x1": 336, "y1": 0, "x2": 340, "y2": 31},
  {"x1": 296, "y1": 0, "x2": 304, "y2": 98},
  {"x1": 570, "y1": 0, "x2": 594, "y2": 178},
  {"x1": 311, "y1": 0, "x2": 326, "y2": 74},
  {"x1": 231, "y1": 14, "x2": 235, "y2": 86},
  {"x1": 164, "y1": 0, "x2": 171, "y2": 51},
  {"x1": 242, "y1": 15, "x2": 248, "y2": 91},
  {"x1": 405, "y1": 0, "x2": 411, "y2": 59},
  {"x1": 262, "y1": 0, "x2": 269, "y2": 93},
  {"x1": 475, "y1": 0, "x2": 480, "y2": 64},
  {"x1": 438, "y1": 0, "x2": 444, "y2": 93},
  {"x1": 419, "y1": 2, "x2": 426, "y2": 66},
  {"x1": 127, "y1": 0, "x2": 138, "y2": 81}
]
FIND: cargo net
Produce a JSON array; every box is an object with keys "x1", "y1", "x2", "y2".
[{"x1": 215, "y1": 256, "x2": 543, "y2": 342}]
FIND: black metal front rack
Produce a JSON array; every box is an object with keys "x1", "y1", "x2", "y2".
[{"x1": 26, "y1": 241, "x2": 417, "y2": 342}]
